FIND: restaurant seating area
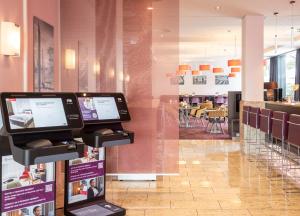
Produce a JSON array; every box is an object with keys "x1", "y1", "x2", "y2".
[{"x1": 179, "y1": 97, "x2": 230, "y2": 139}]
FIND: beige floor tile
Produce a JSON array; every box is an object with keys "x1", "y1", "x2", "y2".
[
  {"x1": 249, "y1": 209, "x2": 300, "y2": 216},
  {"x1": 122, "y1": 200, "x2": 170, "y2": 209},
  {"x1": 145, "y1": 209, "x2": 197, "y2": 216},
  {"x1": 171, "y1": 200, "x2": 221, "y2": 209},
  {"x1": 197, "y1": 209, "x2": 251, "y2": 216},
  {"x1": 125, "y1": 209, "x2": 145, "y2": 216}
]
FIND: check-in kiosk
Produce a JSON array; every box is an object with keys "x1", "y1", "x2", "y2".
[
  {"x1": 64, "y1": 92, "x2": 134, "y2": 216},
  {"x1": 0, "y1": 92, "x2": 85, "y2": 216}
]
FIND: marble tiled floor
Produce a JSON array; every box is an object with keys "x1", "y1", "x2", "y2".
[{"x1": 104, "y1": 140, "x2": 300, "y2": 216}]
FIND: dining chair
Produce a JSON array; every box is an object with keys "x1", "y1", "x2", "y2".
[{"x1": 206, "y1": 110, "x2": 226, "y2": 134}]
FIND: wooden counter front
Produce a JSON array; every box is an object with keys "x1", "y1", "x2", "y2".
[{"x1": 265, "y1": 101, "x2": 300, "y2": 115}]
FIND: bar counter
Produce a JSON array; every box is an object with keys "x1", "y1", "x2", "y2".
[{"x1": 265, "y1": 101, "x2": 300, "y2": 115}]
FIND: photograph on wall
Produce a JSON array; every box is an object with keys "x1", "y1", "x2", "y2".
[
  {"x1": 215, "y1": 75, "x2": 229, "y2": 85},
  {"x1": 1, "y1": 156, "x2": 55, "y2": 216},
  {"x1": 178, "y1": 76, "x2": 184, "y2": 85},
  {"x1": 67, "y1": 147, "x2": 105, "y2": 204},
  {"x1": 193, "y1": 76, "x2": 207, "y2": 85},
  {"x1": 33, "y1": 17, "x2": 54, "y2": 92}
]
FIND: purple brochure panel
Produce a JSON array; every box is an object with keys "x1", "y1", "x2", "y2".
[
  {"x1": 67, "y1": 147, "x2": 105, "y2": 204},
  {"x1": 1, "y1": 155, "x2": 55, "y2": 216}
]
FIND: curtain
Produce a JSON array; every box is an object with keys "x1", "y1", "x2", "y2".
[
  {"x1": 277, "y1": 55, "x2": 286, "y2": 97},
  {"x1": 295, "y1": 49, "x2": 300, "y2": 100},
  {"x1": 270, "y1": 56, "x2": 278, "y2": 82}
]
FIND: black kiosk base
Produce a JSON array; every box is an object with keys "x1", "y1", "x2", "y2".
[{"x1": 64, "y1": 93, "x2": 134, "y2": 216}]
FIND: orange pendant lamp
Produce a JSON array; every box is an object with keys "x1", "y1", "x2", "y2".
[
  {"x1": 228, "y1": 59, "x2": 241, "y2": 67},
  {"x1": 199, "y1": 64, "x2": 211, "y2": 71},
  {"x1": 213, "y1": 67, "x2": 223, "y2": 73},
  {"x1": 178, "y1": 64, "x2": 191, "y2": 71},
  {"x1": 192, "y1": 70, "x2": 200, "y2": 75},
  {"x1": 228, "y1": 73, "x2": 236, "y2": 77},
  {"x1": 231, "y1": 67, "x2": 240, "y2": 73}
]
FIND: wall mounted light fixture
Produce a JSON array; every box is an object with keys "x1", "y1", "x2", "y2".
[
  {"x1": 0, "y1": 21, "x2": 21, "y2": 56},
  {"x1": 65, "y1": 49, "x2": 76, "y2": 69}
]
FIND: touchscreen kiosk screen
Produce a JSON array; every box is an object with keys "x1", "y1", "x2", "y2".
[
  {"x1": 5, "y1": 98, "x2": 68, "y2": 129},
  {"x1": 78, "y1": 97, "x2": 120, "y2": 121}
]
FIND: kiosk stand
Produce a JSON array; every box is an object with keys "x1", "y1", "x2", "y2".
[
  {"x1": 0, "y1": 92, "x2": 85, "y2": 216},
  {"x1": 64, "y1": 93, "x2": 134, "y2": 216}
]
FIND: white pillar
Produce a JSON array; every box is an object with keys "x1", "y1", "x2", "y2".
[{"x1": 242, "y1": 15, "x2": 264, "y2": 101}]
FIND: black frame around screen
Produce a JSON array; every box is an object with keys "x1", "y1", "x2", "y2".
[
  {"x1": 0, "y1": 92, "x2": 84, "y2": 134},
  {"x1": 76, "y1": 92, "x2": 131, "y2": 125}
]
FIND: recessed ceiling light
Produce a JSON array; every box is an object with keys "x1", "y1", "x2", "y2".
[
  {"x1": 147, "y1": 6, "x2": 154, "y2": 10},
  {"x1": 215, "y1": 5, "x2": 221, "y2": 11}
]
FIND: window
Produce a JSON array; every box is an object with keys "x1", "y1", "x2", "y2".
[
  {"x1": 285, "y1": 51, "x2": 296, "y2": 97},
  {"x1": 264, "y1": 59, "x2": 270, "y2": 82}
]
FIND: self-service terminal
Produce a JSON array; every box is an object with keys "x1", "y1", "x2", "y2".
[
  {"x1": 0, "y1": 92, "x2": 85, "y2": 216},
  {"x1": 64, "y1": 92, "x2": 134, "y2": 216}
]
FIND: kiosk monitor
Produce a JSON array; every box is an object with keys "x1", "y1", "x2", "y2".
[
  {"x1": 1, "y1": 93, "x2": 83, "y2": 134},
  {"x1": 77, "y1": 93, "x2": 130, "y2": 124}
]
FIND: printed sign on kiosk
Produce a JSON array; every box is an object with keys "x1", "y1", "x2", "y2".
[{"x1": 64, "y1": 92, "x2": 134, "y2": 216}]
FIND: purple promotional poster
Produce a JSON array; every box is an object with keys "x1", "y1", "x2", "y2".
[
  {"x1": 78, "y1": 97, "x2": 98, "y2": 121},
  {"x1": 68, "y1": 147, "x2": 105, "y2": 204},
  {"x1": 1, "y1": 155, "x2": 55, "y2": 216}
]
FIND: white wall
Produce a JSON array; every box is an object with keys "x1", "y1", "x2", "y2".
[{"x1": 179, "y1": 58, "x2": 241, "y2": 95}]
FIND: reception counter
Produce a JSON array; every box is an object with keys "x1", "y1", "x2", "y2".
[{"x1": 265, "y1": 101, "x2": 300, "y2": 115}]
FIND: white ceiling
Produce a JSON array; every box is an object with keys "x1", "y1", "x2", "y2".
[{"x1": 179, "y1": 0, "x2": 300, "y2": 62}]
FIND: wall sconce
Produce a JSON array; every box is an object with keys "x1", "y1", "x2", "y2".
[
  {"x1": 0, "y1": 21, "x2": 21, "y2": 56},
  {"x1": 93, "y1": 61, "x2": 100, "y2": 74},
  {"x1": 65, "y1": 49, "x2": 76, "y2": 69}
]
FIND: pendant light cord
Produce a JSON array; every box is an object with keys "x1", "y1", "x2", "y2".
[
  {"x1": 274, "y1": 12, "x2": 279, "y2": 53},
  {"x1": 290, "y1": 1, "x2": 296, "y2": 48}
]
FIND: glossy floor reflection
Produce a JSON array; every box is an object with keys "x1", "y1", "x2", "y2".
[{"x1": 105, "y1": 140, "x2": 300, "y2": 216}]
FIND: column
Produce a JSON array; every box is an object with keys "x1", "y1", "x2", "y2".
[{"x1": 242, "y1": 15, "x2": 264, "y2": 101}]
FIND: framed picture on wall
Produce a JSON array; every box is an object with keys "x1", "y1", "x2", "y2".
[
  {"x1": 193, "y1": 76, "x2": 207, "y2": 85},
  {"x1": 215, "y1": 75, "x2": 229, "y2": 85},
  {"x1": 33, "y1": 17, "x2": 54, "y2": 92},
  {"x1": 178, "y1": 76, "x2": 184, "y2": 85},
  {"x1": 170, "y1": 76, "x2": 185, "y2": 85}
]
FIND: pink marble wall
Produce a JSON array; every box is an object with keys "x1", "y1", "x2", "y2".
[
  {"x1": 95, "y1": 0, "x2": 117, "y2": 92},
  {"x1": 59, "y1": 0, "x2": 179, "y2": 174},
  {"x1": 27, "y1": 0, "x2": 60, "y2": 91},
  {"x1": 0, "y1": 0, "x2": 24, "y2": 91},
  {"x1": 115, "y1": 0, "x2": 179, "y2": 174},
  {"x1": 60, "y1": 0, "x2": 96, "y2": 92}
]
